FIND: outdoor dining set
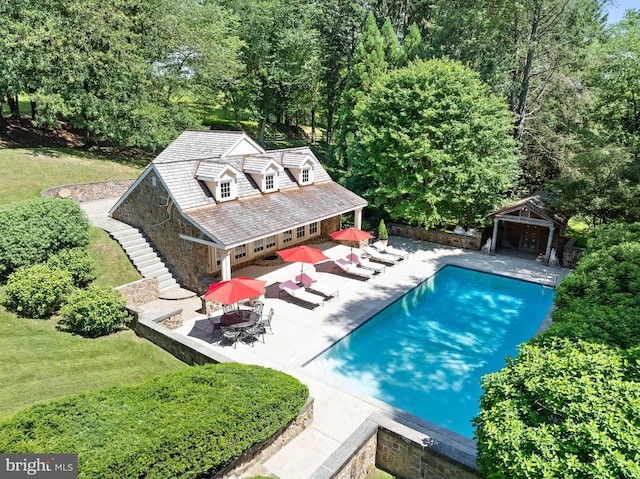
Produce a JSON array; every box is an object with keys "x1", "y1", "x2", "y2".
[{"x1": 200, "y1": 227, "x2": 409, "y2": 347}]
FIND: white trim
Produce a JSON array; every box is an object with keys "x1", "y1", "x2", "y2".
[
  {"x1": 179, "y1": 234, "x2": 225, "y2": 249},
  {"x1": 222, "y1": 133, "x2": 265, "y2": 158}
]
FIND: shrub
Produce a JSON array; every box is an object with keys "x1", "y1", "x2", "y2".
[
  {"x1": 47, "y1": 248, "x2": 97, "y2": 288},
  {"x1": 587, "y1": 221, "x2": 640, "y2": 251},
  {"x1": 2, "y1": 264, "x2": 75, "y2": 319},
  {"x1": 0, "y1": 363, "x2": 309, "y2": 479},
  {"x1": 0, "y1": 198, "x2": 90, "y2": 278},
  {"x1": 59, "y1": 286, "x2": 129, "y2": 338},
  {"x1": 377, "y1": 219, "x2": 388, "y2": 240},
  {"x1": 475, "y1": 339, "x2": 640, "y2": 479}
]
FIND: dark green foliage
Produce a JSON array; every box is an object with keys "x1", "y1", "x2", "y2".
[
  {"x1": 59, "y1": 286, "x2": 129, "y2": 338},
  {"x1": 346, "y1": 58, "x2": 520, "y2": 228},
  {"x1": 377, "y1": 219, "x2": 388, "y2": 240},
  {"x1": 0, "y1": 363, "x2": 309, "y2": 479},
  {"x1": 0, "y1": 198, "x2": 89, "y2": 278},
  {"x1": 476, "y1": 339, "x2": 640, "y2": 479},
  {"x1": 477, "y1": 221, "x2": 640, "y2": 478},
  {"x1": 47, "y1": 248, "x2": 97, "y2": 288},
  {"x1": 2, "y1": 264, "x2": 75, "y2": 319}
]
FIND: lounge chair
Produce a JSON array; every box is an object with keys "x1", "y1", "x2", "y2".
[
  {"x1": 362, "y1": 245, "x2": 400, "y2": 265},
  {"x1": 296, "y1": 273, "x2": 339, "y2": 299},
  {"x1": 371, "y1": 241, "x2": 408, "y2": 260},
  {"x1": 279, "y1": 280, "x2": 325, "y2": 307},
  {"x1": 347, "y1": 253, "x2": 385, "y2": 273},
  {"x1": 334, "y1": 258, "x2": 375, "y2": 279}
]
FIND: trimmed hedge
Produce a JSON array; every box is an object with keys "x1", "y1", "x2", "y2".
[
  {"x1": 0, "y1": 198, "x2": 90, "y2": 278},
  {"x1": 0, "y1": 363, "x2": 309, "y2": 478},
  {"x1": 59, "y1": 286, "x2": 129, "y2": 338}
]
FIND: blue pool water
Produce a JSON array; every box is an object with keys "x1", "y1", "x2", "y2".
[{"x1": 304, "y1": 265, "x2": 556, "y2": 438}]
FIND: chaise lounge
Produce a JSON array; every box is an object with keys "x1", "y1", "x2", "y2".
[
  {"x1": 279, "y1": 280, "x2": 325, "y2": 307},
  {"x1": 347, "y1": 253, "x2": 385, "y2": 273},
  {"x1": 334, "y1": 258, "x2": 375, "y2": 280},
  {"x1": 296, "y1": 273, "x2": 339, "y2": 299},
  {"x1": 362, "y1": 245, "x2": 400, "y2": 265},
  {"x1": 371, "y1": 241, "x2": 409, "y2": 260}
]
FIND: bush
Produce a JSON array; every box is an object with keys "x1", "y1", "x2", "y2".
[
  {"x1": 47, "y1": 248, "x2": 97, "y2": 288},
  {"x1": 0, "y1": 198, "x2": 90, "y2": 278},
  {"x1": 2, "y1": 264, "x2": 75, "y2": 319},
  {"x1": 377, "y1": 219, "x2": 388, "y2": 240},
  {"x1": 59, "y1": 286, "x2": 129, "y2": 338},
  {"x1": 0, "y1": 363, "x2": 309, "y2": 479},
  {"x1": 587, "y1": 221, "x2": 640, "y2": 251},
  {"x1": 476, "y1": 339, "x2": 640, "y2": 479}
]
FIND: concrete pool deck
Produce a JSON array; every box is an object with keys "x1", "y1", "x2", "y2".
[{"x1": 170, "y1": 238, "x2": 569, "y2": 478}]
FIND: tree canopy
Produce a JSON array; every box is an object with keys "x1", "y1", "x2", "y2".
[{"x1": 345, "y1": 58, "x2": 520, "y2": 228}]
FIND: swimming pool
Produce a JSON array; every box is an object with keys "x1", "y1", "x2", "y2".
[{"x1": 304, "y1": 265, "x2": 556, "y2": 438}]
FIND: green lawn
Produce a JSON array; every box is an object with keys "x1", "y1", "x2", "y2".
[
  {"x1": 0, "y1": 145, "x2": 184, "y2": 420},
  {"x1": 0, "y1": 312, "x2": 185, "y2": 419}
]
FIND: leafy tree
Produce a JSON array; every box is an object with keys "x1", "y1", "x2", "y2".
[
  {"x1": 332, "y1": 11, "x2": 387, "y2": 171},
  {"x1": 346, "y1": 59, "x2": 520, "y2": 228},
  {"x1": 316, "y1": 0, "x2": 368, "y2": 144},
  {"x1": 476, "y1": 338, "x2": 640, "y2": 479}
]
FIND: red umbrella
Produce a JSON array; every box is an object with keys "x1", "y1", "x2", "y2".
[
  {"x1": 277, "y1": 245, "x2": 330, "y2": 276},
  {"x1": 202, "y1": 276, "x2": 267, "y2": 305},
  {"x1": 329, "y1": 227, "x2": 375, "y2": 260},
  {"x1": 329, "y1": 227, "x2": 374, "y2": 242}
]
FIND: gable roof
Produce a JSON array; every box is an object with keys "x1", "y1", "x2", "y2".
[
  {"x1": 113, "y1": 130, "x2": 367, "y2": 248},
  {"x1": 489, "y1": 193, "x2": 567, "y2": 227}
]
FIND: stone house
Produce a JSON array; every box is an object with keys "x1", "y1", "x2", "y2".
[
  {"x1": 110, "y1": 130, "x2": 367, "y2": 293},
  {"x1": 487, "y1": 193, "x2": 567, "y2": 263}
]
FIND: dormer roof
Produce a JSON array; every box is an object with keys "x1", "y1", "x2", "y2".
[
  {"x1": 195, "y1": 161, "x2": 242, "y2": 182},
  {"x1": 242, "y1": 157, "x2": 284, "y2": 175},
  {"x1": 282, "y1": 152, "x2": 315, "y2": 169}
]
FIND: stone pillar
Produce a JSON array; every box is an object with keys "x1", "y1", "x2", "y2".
[
  {"x1": 354, "y1": 208, "x2": 363, "y2": 230},
  {"x1": 544, "y1": 226, "x2": 555, "y2": 263},
  {"x1": 219, "y1": 249, "x2": 232, "y2": 281},
  {"x1": 490, "y1": 218, "x2": 499, "y2": 254}
]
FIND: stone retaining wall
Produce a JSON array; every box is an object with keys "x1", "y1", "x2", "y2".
[
  {"x1": 312, "y1": 414, "x2": 480, "y2": 479},
  {"x1": 389, "y1": 223, "x2": 482, "y2": 251},
  {"x1": 562, "y1": 237, "x2": 584, "y2": 269},
  {"x1": 41, "y1": 179, "x2": 135, "y2": 202},
  {"x1": 117, "y1": 278, "x2": 159, "y2": 307}
]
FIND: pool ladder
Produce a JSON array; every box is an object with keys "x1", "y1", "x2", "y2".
[{"x1": 543, "y1": 270, "x2": 559, "y2": 288}]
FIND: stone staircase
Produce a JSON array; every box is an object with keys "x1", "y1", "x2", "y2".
[{"x1": 109, "y1": 226, "x2": 189, "y2": 298}]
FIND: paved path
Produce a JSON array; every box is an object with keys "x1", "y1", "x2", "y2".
[{"x1": 81, "y1": 199, "x2": 569, "y2": 478}]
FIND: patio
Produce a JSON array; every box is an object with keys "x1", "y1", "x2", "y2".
[{"x1": 171, "y1": 237, "x2": 569, "y2": 478}]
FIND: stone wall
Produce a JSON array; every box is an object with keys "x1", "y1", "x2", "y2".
[
  {"x1": 41, "y1": 179, "x2": 135, "y2": 202},
  {"x1": 562, "y1": 237, "x2": 584, "y2": 269},
  {"x1": 117, "y1": 278, "x2": 159, "y2": 307},
  {"x1": 389, "y1": 223, "x2": 482, "y2": 251},
  {"x1": 111, "y1": 171, "x2": 212, "y2": 293},
  {"x1": 311, "y1": 414, "x2": 480, "y2": 479}
]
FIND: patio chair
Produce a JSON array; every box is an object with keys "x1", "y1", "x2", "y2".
[
  {"x1": 347, "y1": 253, "x2": 385, "y2": 273},
  {"x1": 334, "y1": 258, "x2": 375, "y2": 280},
  {"x1": 220, "y1": 326, "x2": 244, "y2": 348},
  {"x1": 258, "y1": 308, "x2": 274, "y2": 334},
  {"x1": 252, "y1": 300, "x2": 264, "y2": 317},
  {"x1": 243, "y1": 322, "x2": 265, "y2": 345},
  {"x1": 296, "y1": 273, "x2": 339, "y2": 299},
  {"x1": 362, "y1": 245, "x2": 400, "y2": 265},
  {"x1": 278, "y1": 280, "x2": 325, "y2": 307},
  {"x1": 371, "y1": 241, "x2": 408, "y2": 260},
  {"x1": 222, "y1": 303, "x2": 237, "y2": 314}
]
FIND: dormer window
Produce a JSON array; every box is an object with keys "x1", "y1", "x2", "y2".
[
  {"x1": 265, "y1": 173, "x2": 275, "y2": 191},
  {"x1": 283, "y1": 153, "x2": 315, "y2": 185},
  {"x1": 195, "y1": 162, "x2": 241, "y2": 202},
  {"x1": 220, "y1": 180, "x2": 232, "y2": 199}
]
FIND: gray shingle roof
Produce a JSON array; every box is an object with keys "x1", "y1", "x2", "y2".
[
  {"x1": 146, "y1": 131, "x2": 366, "y2": 246},
  {"x1": 186, "y1": 181, "x2": 367, "y2": 247}
]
